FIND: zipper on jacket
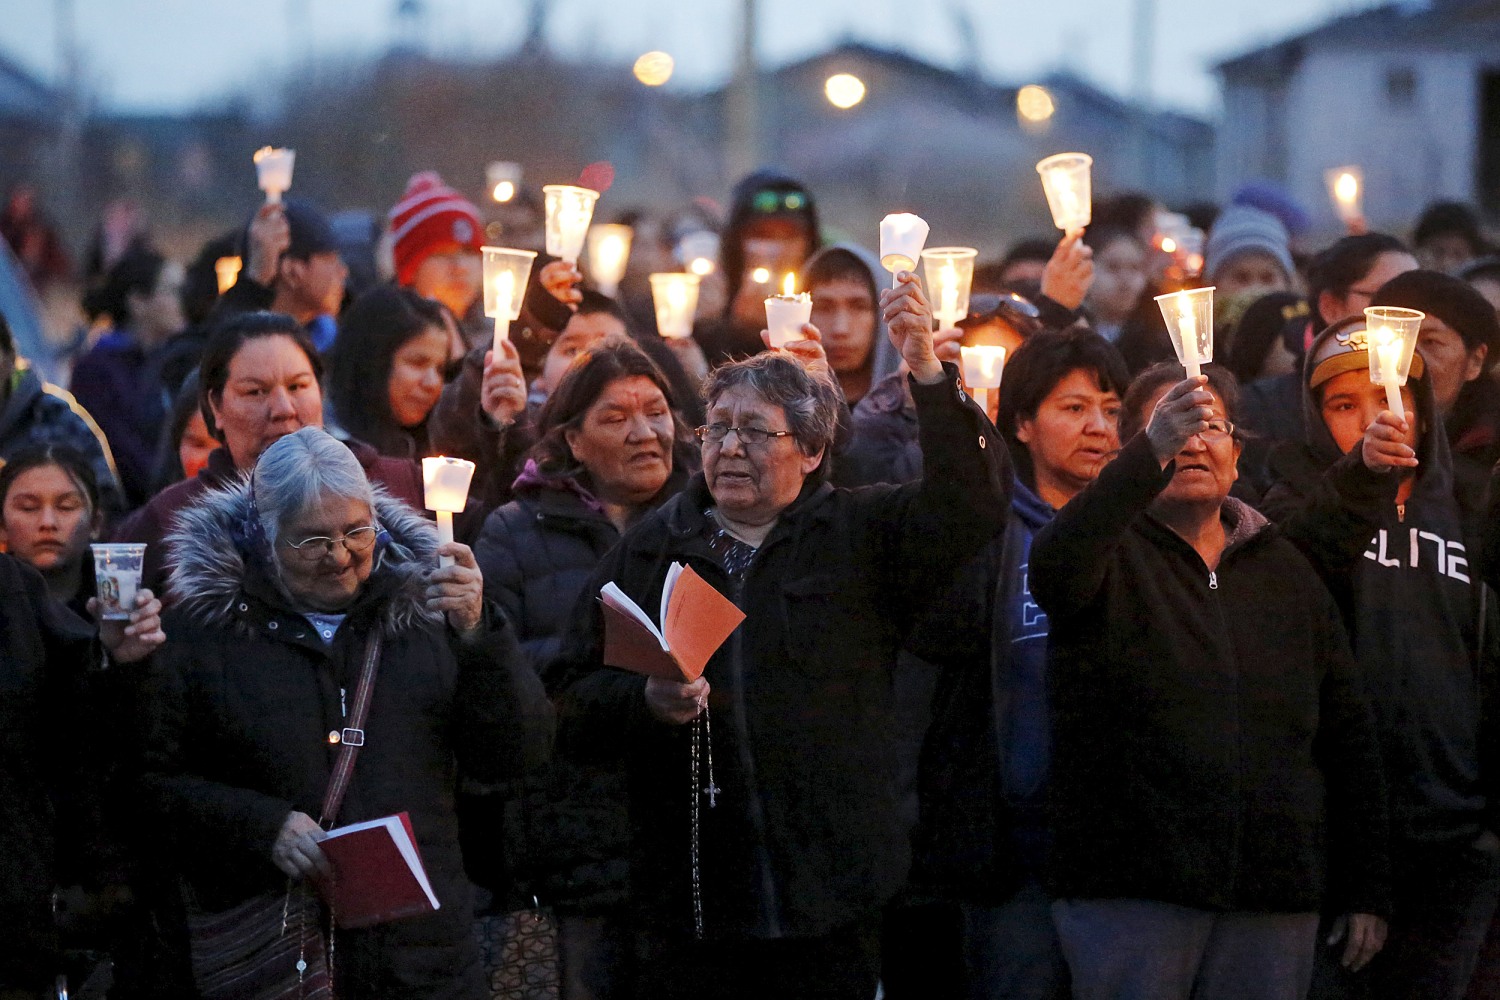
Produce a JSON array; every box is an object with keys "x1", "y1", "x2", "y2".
[{"x1": 1209, "y1": 570, "x2": 1218, "y2": 590}]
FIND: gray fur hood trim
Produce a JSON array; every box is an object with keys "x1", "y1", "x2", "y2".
[{"x1": 165, "y1": 474, "x2": 442, "y2": 635}]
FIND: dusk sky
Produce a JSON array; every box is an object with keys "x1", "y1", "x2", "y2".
[{"x1": 2, "y1": 0, "x2": 1377, "y2": 115}]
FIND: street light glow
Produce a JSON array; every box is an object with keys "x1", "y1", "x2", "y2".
[
  {"x1": 634, "y1": 51, "x2": 675, "y2": 87},
  {"x1": 825, "y1": 73, "x2": 866, "y2": 109},
  {"x1": 1017, "y1": 84, "x2": 1056, "y2": 123}
]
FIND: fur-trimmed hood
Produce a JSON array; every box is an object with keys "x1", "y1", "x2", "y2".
[{"x1": 165, "y1": 474, "x2": 443, "y2": 635}]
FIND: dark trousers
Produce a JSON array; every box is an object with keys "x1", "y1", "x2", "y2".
[
  {"x1": 1310, "y1": 839, "x2": 1500, "y2": 1000},
  {"x1": 962, "y1": 882, "x2": 1069, "y2": 1000},
  {"x1": 633, "y1": 917, "x2": 881, "y2": 1000},
  {"x1": 881, "y1": 898, "x2": 964, "y2": 999}
]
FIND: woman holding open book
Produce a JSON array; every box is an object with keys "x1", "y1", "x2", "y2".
[
  {"x1": 140, "y1": 426, "x2": 553, "y2": 1000},
  {"x1": 547, "y1": 270, "x2": 1012, "y2": 999}
]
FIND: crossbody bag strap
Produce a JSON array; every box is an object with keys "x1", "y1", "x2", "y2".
[{"x1": 318, "y1": 631, "x2": 383, "y2": 827}]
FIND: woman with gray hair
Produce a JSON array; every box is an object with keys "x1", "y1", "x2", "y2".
[
  {"x1": 548, "y1": 271, "x2": 1011, "y2": 998},
  {"x1": 141, "y1": 426, "x2": 553, "y2": 1000}
]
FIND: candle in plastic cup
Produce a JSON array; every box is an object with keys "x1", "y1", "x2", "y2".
[
  {"x1": 214, "y1": 256, "x2": 242, "y2": 295},
  {"x1": 922, "y1": 247, "x2": 978, "y2": 329},
  {"x1": 543, "y1": 185, "x2": 601, "y2": 264},
  {"x1": 253, "y1": 147, "x2": 295, "y2": 204},
  {"x1": 879, "y1": 214, "x2": 930, "y2": 286},
  {"x1": 481, "y1": 246, "x2": 537, "y2": 353},
  {"x1": 650, "y1": 273, "x2": 701, "y2": 339},
  {"x1": 1364, "y1": 306, "x2": 1424, "y2": 422},
  {"x1": 423, "y1": 457, "x2": 476, "y2": 568},
  {"x1": 91, "y1": 543, "x2": 146, "y2": 620},
  {"x1": 960, "y1": 345, "x2": 1007, "y2": 415},
  {"x1": 1326, "y1": 166, "x2": 1364, "y2": 224},
  {"x1": 1036, "y1": 152, "x2": 1093, "y2": 232},
  {"x1": 1155, "y1": 286, "x2": 1216, "y2": 380},
  {"x1": 765, "y1": 292, "x2": 812, "y2": 349},
  {"x1": 586, "y1": 224, "x2": 633, "y2": 298}
]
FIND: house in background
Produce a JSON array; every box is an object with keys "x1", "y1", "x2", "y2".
[{"x1": 1215, "y1": 0, "x2": 1500, "y2": 235}]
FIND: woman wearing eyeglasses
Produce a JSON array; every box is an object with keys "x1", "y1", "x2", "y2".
[{"x1": 141, "y1": 426, "x2": 553, "y2": 1000}]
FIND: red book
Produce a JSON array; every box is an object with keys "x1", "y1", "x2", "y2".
[
  {"x1": 318, "y1": 812, "x2": 440, "y2": 929},
  {"x1": 600, "y1": 562, "x2": 745, "y2": 683}
]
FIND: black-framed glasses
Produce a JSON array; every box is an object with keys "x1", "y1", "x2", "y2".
[
  {"x1": 750, "y1": 190, "x2": 808, "y2": 214},
  {"x1": 695, "y1": 423, "x2": 795, "y2": 446},
  {"x1": 281, "y1": 525, "x2": 379, "y2": 562}
]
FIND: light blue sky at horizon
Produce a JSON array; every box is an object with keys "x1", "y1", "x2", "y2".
[{"x1": 2, "y1": 0, "x2": 1378, "y2": 115}]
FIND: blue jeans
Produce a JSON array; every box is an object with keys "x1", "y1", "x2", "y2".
[
  {"x1": 1050, "y1": 898, "x2": 1318, "y2": 1000},
  {"x1": 962, "y1": 883, "x2": 1069, "y2": 1000}
]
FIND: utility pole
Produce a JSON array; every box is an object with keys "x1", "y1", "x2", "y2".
[
  {"x1": 52, "y1": 0, "x2": 84, "y2": 244},
  {"x1": 1130, "y1": 0, "x2": 1156, "y2": 190},
  {"x1": 725, "y1": 0, "x2": 760, "y2": 182}
]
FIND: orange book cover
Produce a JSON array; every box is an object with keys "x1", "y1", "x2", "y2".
[
  {"x1": 318, "y1": 812, "x2": 439, "y2": 929},
  {"x1": 600, "y1": 563, "x2": 745, "y2": 683}
]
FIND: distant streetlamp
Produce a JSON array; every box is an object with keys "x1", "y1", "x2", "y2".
[
  {"x1": 634, "y1": 51, "x2": 675, "y2": 87},
  {"x1": 487, "y1": 161, "x2": 522, "y2": 203},
  {"x1": 825, "y1": 73, "x2": 866, "y2": 110},
  {"x1": 1017, "y1": 85, "x2": 1056, "y2": 125}
]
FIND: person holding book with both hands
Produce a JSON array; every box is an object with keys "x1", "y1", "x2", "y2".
[{"x1": 548, "y1": 268, "x2": 1010, "y2": 1000}]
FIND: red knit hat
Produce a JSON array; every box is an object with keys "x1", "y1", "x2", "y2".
[{"x1": 388, "y1": 171, "x2": 484, "y2": 286}]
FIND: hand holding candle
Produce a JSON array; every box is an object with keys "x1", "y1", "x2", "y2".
[
  {"x1": 1155, "y1": 286, "x2": 1216, "y2": 380},
  {"x1": 253, "y1": 147, "x2": 295, "y2": 204},
  {"x1": 481, "y1": 246, "x2": 538, "y2": 355},
  {"x1": 1364, "y1": 306, "x2": 1424, "y2": 424},
  {"x1": 422, "y1": 457, "x2": 477, "y2": 568},
  {"x1": 879, "y1": 214, "x2": 931, "y2": 288}
]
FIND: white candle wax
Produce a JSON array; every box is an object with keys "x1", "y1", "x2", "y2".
[
  {"x1": 436, "y1": 510, "x2": 455, "y2": 568},
  {"x1": 939, "y1": 263, "x2": 959, "y2": 328},
  {"x1": 493, "y1": 272, "x2": 515, "y2": 353},
  {"x1": 1377, "y1": 340, "x2": 1405, "y2": 421},
  {"x1": 1180, "y1": 305, "x2": 1201, "y2": 380}
]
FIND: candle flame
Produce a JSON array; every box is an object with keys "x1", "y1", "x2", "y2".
[
  {"x1": 782, "y1": 272, "x2": 797, "y2": 296},
  {"x1": 1160, "y1": 237, "x2": 1177, "y2": 254},
  {"x1": 1335, "y1": 172, "x2": 1359, "y2": 205},
  {"x1": 689, "y1": 257, "x2": 714, "y2": 276},
  {"x1": 492, "y1": 180, "x2": 516, "y2": 203}
]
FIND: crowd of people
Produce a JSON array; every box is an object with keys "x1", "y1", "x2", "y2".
[{"x1": 3, "y1": 163, "x2": 1500, "y2": 1000}]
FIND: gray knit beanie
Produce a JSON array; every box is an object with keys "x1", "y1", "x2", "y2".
[{"x1": 1205, "y1": 206, "x2": 1295, "y2": 285}]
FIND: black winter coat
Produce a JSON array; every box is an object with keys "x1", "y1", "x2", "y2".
[
  {"x1": 547, "y1": 366, "x2": 1010, "y2": 946},
  {"x1": 141, "y1": 483, "x2": 554, "y2": 1000},
  {"x1": 0, "y1": 555, "x2": 100, "y2": 992},
  {"x1": 1031, "y1": 432, "x2": 1392, "y2": 917}
]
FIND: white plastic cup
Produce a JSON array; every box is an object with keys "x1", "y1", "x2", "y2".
[
  {"x1": 1036, "y1": 152, "x2": 1093, "y2": 232},
  {"x1": 650, "y1": 273, "x2": 701, "y2": 339},
  {"x1": 543, "y1": 185, "x2": 601, "y2": 264},
  {"x1": 765, "y1": 294, "x2": 813, "y2": 348},
  {"x1": 879, "y1": 214, "x2": 930, "y2": 284},
  {"x1": 91, "y1": 543, "x2": 146, "y2": 620},
  {"x1": 1364, "y1": 306, "x2": 1424, "y2": 422},
  {"x1": 253, "y1": 147, "x2": 295, "y2": 204},
  {"x1": 1154, "y1": 286, "x2": 1216, "y2": 380}
]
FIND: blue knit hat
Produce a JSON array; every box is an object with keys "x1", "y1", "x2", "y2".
[{"x1": 1205, "y1": 206, "x2": 1295, "y2": 285}]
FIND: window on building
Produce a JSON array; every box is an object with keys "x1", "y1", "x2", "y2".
[{"x1": 1386, "y1": 67, "x2": 1417, "y2": 107}]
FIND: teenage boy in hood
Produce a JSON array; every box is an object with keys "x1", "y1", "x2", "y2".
[
  {"x1": 804, "y1": 244, "x2": 902, "y2": 406},
  {"x1": 1261, "y1": 319, "x2": 1500, "y2": 999}
]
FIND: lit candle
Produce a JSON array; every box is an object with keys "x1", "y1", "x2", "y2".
[
  {"x1": 543, "y1": 185, "x2": 601, "y2": 265},
  {"x1": 765, "y1": 273, "x2": 812, "y2": 348},
  {"x1": 586, "y1": 223, "x2": 633, "y2": 297},
  {"x1": 1326, "y1": 166, "x2": 1364, "y2": 224},
  {"x1": 481, "y1": 246, "x2": 538, "y2": 356},
  {"x1": 1375, "y1": 337, "x2": 1404, "y2": 422},
  {"x1": 493, "y1": 271, "x2": 515, "y2": 352},
  {"x1": 650, "y1": 273, "x2": 701, "y2": 339},
  {"x1": 939, "y1": 262, "x2": 959, "y2": 328},
  {"x1": 921, "y1": 247, "x2": 978, "y2": 330},
  {"x1": 253, "y1": 146, "x2": 295, "y2": 204},
  {"x1": 960, "y1": 344, "x2": 1007, "y2": 414},
  {"x1": 1178, "y1": 300, "x2": 1201, "y2": 381},
  {"x1": 422, "y1": 457, "x2": 477, "y2": 568},
  {"x1": 1036, "y1": 152, "x2": 1094, "y2": 232},
  {"x1": 782, "y1": 272, "x2": 797, "y2": 296},
  {"x1": 879, "y1": 213, "x2": 931, "y2": 287},
  {"x1": 214, "y1": 256, "x2": 242, "y2": 295}
]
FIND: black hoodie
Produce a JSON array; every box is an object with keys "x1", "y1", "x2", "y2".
[{"x1": 1262, "y1": 328, "x2": 1497, "y2": 845}]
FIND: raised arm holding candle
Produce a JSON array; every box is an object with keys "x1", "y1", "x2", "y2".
[
  {"x1": 423, "y1": 456, "x2": 477, "y2": 568},
  {"x1": 481, "y1": 246, "x2": 537, "y2": 355},
  {"x1": 253, "y1": 146, "x2": 296, "y2": 204}
]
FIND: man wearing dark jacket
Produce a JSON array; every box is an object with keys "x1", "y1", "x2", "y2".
[
  {"x1": 1031, "y1": 362, "x2": 1389, "y2": 999},
  {"x1": 1261, "y1": 321, "x2": 1500, "y2": 999},
  {"x1": 212, "y1": 199, "x2": 347, "y2": 352}
]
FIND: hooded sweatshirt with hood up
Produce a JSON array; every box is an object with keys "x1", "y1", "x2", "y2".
[
  {"x1": 802, "y1": 242, "x2": 902, "y2": 402},
  {"x1": 1262, "y1": 327, "x2": 1498, "y2": 845}
]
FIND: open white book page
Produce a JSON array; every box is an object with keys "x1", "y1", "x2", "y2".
[
  {"x1": 600, "y1": 581, "x2": 668, "y2": 650},
  {"x1": 659, "y1": 561, "x2": 685, "y2": 632}
]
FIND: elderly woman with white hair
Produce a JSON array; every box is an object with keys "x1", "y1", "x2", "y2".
[{"x1": 141, "y1": 426, "x2": 553, "y2": 1000}]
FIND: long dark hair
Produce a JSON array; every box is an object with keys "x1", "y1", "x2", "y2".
[
  {"x1": 82, "y1": 247, "x2": 167, "y2": 326},
  {"x1": 529, "y1": 336, "x2": 697, "y2": 483},
  {"x1": 326, "y1": 286, "x2": 448, "y2": 457}
]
